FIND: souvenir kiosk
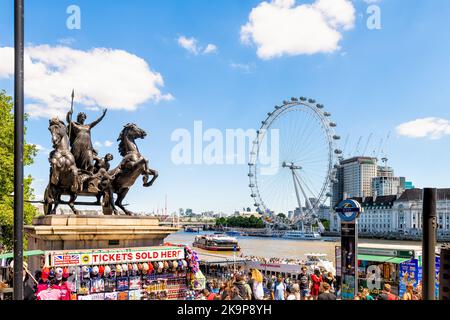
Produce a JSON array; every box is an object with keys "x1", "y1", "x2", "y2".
[{"x1": 38, "y1": 244, "x2": 201, "y2": 300}]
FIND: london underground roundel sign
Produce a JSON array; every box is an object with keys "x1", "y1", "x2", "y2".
[{"x1": 336, "y1": 199, "x2": 362, "y2": 222}]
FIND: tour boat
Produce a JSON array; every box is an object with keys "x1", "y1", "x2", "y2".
[
  {"x1": 282, "y1": 230, "x2": 322, "y2": 240},
  {"x1": 304, "y1": 253, "x2": 336, "y2": 275},
  {"x1": 192, "y1": 234, "x2": 240, "y2": 251},
  {"x1": 246, "y1": 254, "x2": 335, "y2": 280}
]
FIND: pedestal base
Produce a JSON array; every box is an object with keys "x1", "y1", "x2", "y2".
[{"x1": 25, "y1": 215, "x2": 179, "y2": 272}]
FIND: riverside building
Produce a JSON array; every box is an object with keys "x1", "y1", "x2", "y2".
[{"x1": 329, "y1": 188, "x2": 450, "y2": 240}]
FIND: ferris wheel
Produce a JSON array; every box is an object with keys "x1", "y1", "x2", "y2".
[{"x1": 248, "y1": 97, "x2": 341, "y2": 228}]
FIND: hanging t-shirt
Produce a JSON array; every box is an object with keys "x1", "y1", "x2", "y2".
[
  {"x1": 104, "y1": 278, "x2": 117, "y2": 292},
  {"x1": 90, "y1": 278, "x2": 105, "y2": 293},
  {"x1": 105, "y1": 292, "x2": 118, "y2": 300},
  {"x1": 129, "y1": 276, "x2": 141, "y2": 290},
  {"x1": 37, "y1": 287, "x2": 62, "y2": 300},
  {"x1": 57, "y1": 282, "x2": 71, "y2": 301},
  {"x1": 77, "y1": 279, "x2": 91, "y2": 295},
  {"x1": 128, "y1": 290, "x2": 142, "y2": 300},
  {"x1": 117, "y1": 291, "x2": 129, "y2": 300},
  {"x1": 116, "y1": 277, "x2": 129, "y2": 291}
]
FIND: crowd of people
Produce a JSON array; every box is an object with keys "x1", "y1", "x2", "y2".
[
  {"x1": 195, "y1": 266, "x2": 423, "y2": 301},
  {"x1": 243, "y1": 255, "x2": 305, "y2": 265}
]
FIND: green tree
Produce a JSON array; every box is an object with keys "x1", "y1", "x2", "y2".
[{"x1": 0, "y1": 90, "x2": 38, "y2": 250}]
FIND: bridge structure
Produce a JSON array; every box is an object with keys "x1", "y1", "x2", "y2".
[{"x1": 158, "y1": 220, "x2": 216, "y2": 231}]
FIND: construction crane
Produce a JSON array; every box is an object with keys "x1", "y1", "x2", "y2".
[
  {"x1": 362, "y1": 133, "x2": 373, "y2": 156},
  {"x1": 353, "y1": 136, "x2": 362, "y2": 156},
  {"x1": 341, "y1": 134, "x2": 350, "y2": 159},
  {"x1": 377, "y1": 131, "x2": 391, "y2": 159}
]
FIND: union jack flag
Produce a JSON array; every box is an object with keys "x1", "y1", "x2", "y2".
[{"x1": 53, "y1": 254, "x2": 80, "y2": 266}]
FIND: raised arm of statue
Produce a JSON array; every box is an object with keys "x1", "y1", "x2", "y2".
[{"x1": 90, "y1": 109, "x2": 107, "y2": 129}]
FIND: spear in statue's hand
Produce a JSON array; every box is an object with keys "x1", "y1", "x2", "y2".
[{"x1": 68, "y1": 89, "x2": 75, "y2": 141}]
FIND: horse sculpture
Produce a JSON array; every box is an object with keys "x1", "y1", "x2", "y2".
[
  {"x1": 44, "y1": 120, "x2": 158, "y2": 216},
  {"x1": 45, "y1": 118, "x2": 81, "y2": 215},
  {"x1": 109, "y1": 123, "x2": 158, "y2": 215}
]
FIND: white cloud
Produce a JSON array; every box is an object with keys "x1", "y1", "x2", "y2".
[
  {"x1": 240, "y1": 0, "x2": 355, "y2": 59},
  {"x1": 58, "y1": 37, "x2": 76, "y2": 45},
  {"x1": 0, "y1": 45, "x2": 173, "y2": 119},
  {"x1": 203, "y1": 44, "x2": 218, "y2": 54},
  {"x1": 94, "y1": 141, "x2": 103, "y2": 148},
  {"x1": 104, "y1": 140, "x2": 114, "y2": 147},
  {"x1": 396, "y1": 117, "x2": 450, "y2": 140},
  {"x1": 93, "y1": 140, "x2": 114, "y2": 148},
  {"x1": 229, "y1": 62, "x2": 256, "y2": 74},
  {"x1": 177, "y1": 36, "x2": 218, "y2": 55},
  {"x1": 178, "y1": 36, "x2": 200, "y2": 55},
  {"x1": 33, "y1": 144, "x2": 51, "y2": 154}
]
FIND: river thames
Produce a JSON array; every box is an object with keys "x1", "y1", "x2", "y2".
[{"x1": 166, "y1": 231, "x2": 423, "y2": 264}]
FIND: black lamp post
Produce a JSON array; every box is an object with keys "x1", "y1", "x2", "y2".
[{"x1": 13, "y1": 0, "x2": 25, "y2": 301}]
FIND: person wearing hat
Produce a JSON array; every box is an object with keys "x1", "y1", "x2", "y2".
[{"x1": 9, "y1": 261, "x2": 37, "y2": 300}]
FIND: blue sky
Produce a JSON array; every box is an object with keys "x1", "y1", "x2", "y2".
[{"x1": 1, "y1": 0, "x2": 450, "y2": 214}]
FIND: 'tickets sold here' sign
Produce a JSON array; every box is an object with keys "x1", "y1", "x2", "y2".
[{"x1": 48, "y1": 246, "x2": 185, "y2": 267}]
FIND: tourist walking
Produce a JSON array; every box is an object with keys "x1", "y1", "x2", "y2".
[
  {"x1": 272, "y1": 275, "x2": 287, "y2": 300},
  {"x1": 310, "y1": 268, "x2": 323, "y2": 300},
  {"x1": 298, "y1": 266, "x2": 310, "y2": 300},
  {"x1": 361, "y1": 288, "x2": 374, "y2": 300},
  {"x1": 317, "y1": 283, "x2": 336, "y2": 300},
  {"x1": 233, "y1": 275, "x2": 252, "y2": 300},
  {"x1": 323, "y1": 271, "x2": 336, "y2": 292},
  {"x1": 402, "y1": 283, "x2": 417, "y2": 300},
  {"x1": 286, "y1": 286, "x2": 296, "y2": 300},
  {"x1": 291, "y1": 281, "x2": 301, "y2": 300},
  {"x1": 251, "y1": 269, "x2": 264, "y2": 300},
  {"x1": 377, "y1": 284, "x2": 399, "y2": 300}
]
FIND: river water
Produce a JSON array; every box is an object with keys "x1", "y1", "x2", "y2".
[{"x1": 165, "y1": 231, "x2": 423, "y2": 264}]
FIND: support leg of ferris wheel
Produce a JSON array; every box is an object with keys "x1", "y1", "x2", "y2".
[
  {"x1": 294, "y1": 169, "x2": 326, "y2": 233},
  {"x1": 293, "y1": 169, "x2": 319, "y2": 232}
]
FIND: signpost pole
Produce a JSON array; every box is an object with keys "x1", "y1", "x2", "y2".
[
  {"x1": 422, "y1": 188, "x2": 437, "y2": 300},
  {"x1": 336, "y1": 200, "x2": 362, "y2": 300},
  {"x1": 13, "y1": 0, "x2": 25, "y2": 301}
]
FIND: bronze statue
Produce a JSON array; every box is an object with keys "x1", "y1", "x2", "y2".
[
  {"x1": 66, "y1": 109, "x2": 107, "y2": 172},
  {"x1": 43, "y1": 93, "x2": 158, "y2": 216},
  {"x1": 46, "y1": 118, "x2": 82, "y2": 215},
  {"x1": 109, "y1": 123, "x2": 158, "y2": 215}
]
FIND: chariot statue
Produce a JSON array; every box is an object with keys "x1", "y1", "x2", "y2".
[{"x1": 43, "y1": 91, "x2": 158, "y2": 216}]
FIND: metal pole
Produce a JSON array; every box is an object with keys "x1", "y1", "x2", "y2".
[
  {"x1": 422, "y1": 188, "x2": 437, "y2": 300},
  {"x1": 13, "y1": 0, "x2": 25, "y2": 301}
]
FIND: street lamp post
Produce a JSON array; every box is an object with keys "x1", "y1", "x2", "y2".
[{"x1": 13, "y1": 0, "x2": 25, "y2": 300}]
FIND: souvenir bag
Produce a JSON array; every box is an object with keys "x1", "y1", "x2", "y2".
[
  {"x1": 117, "y1": 291, "x2": 129, "y2": 300},
  {"x1": 77, "y1": 278, "x2": 91, "y2": 295},
  {"x1": 91, "y1": 293, "x2": 105, "y2": 300},
  {"x1": 116, "y1": 276, "x2": 129, "y2": 291},
  {"x1": 91, "y1": 277, "x2": 105, "y2": 293},
  {"x1": 129, "y1": 276, "x2": 141, "y2": 290},
  {"x1": 128, "y1": 290, "x2": 141, "y2": 300},
  {"x1": 104, "y1": 277, "x2": 117, "y2": 292},
  {"x1": 104, "y1": 292, "x2": 118, "y2": 301}
]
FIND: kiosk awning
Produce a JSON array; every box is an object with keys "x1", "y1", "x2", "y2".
[
  {"x1": 0, "y1": 250, "x2": 45, "y2": 260},
  {"x1": 358, "y1": 254, "x2": 411, "y2": 264},
  {"x1": 358, "y1": 254, "x2": 392, "y2": 263},
  {"x1": 385, "y1": 257, "x2": 410, "y2": 264}
]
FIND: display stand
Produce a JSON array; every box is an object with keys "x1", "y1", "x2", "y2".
[
  {"x1": 25, "y1": 215, "x2": 179, "y2": 274},
  {"x1": 36, "y1": 245, "x2": 197, "y2": 300}
]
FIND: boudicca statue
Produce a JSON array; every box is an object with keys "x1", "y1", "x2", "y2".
[{"x1": 44, "y1": 92, "x2": 158, "y2": 216}]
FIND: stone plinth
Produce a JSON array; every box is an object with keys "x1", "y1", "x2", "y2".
[{"x1": 25, "y1": 215, "x2": 180, "y2": 272}]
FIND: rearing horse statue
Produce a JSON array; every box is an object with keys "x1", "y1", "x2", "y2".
[
  {"x1": 45, "y1": 118, "x2": 81, "y2": 215},
  {"x1": 109, "y1": 123, "x2": 158, "y2": 215}
]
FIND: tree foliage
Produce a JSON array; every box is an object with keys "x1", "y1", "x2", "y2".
[
  {"x1": 0, "y1": 90, "x2": 38, "y2": 249},
  {"x1": 215, "y1": 215, "x2": 265, "y2": 229}
]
